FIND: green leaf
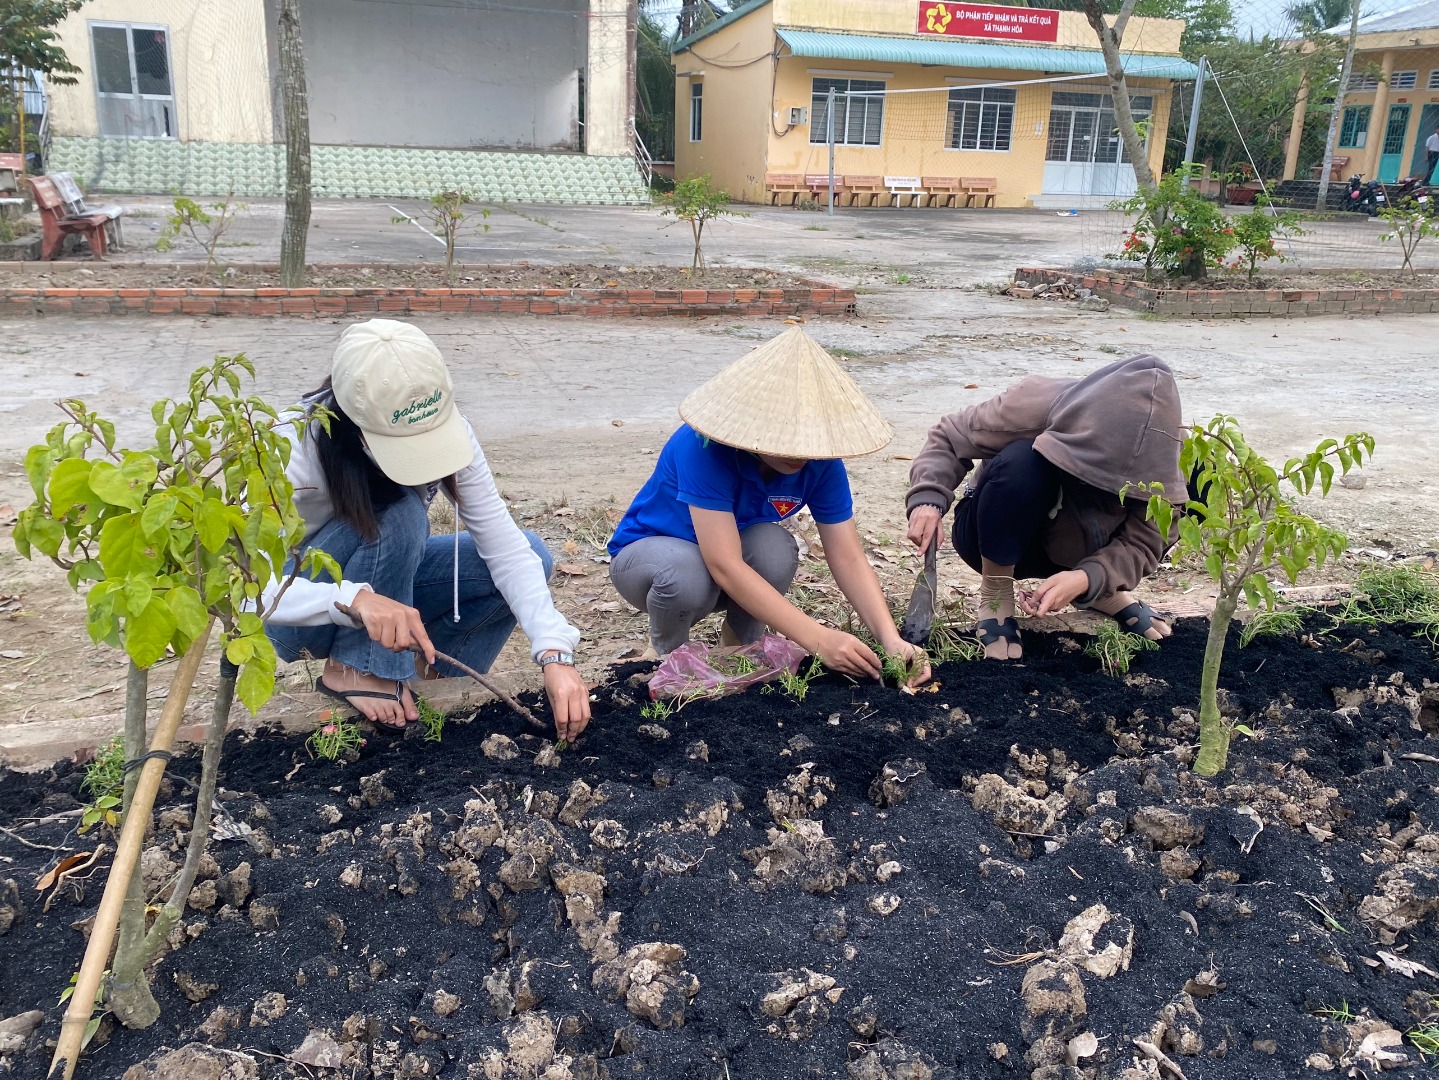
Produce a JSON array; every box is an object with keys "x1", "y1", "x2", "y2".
[
  {"x1": 88, "y1": 455, "x2": 154, "y2": 511},
  {"x1": 194, "y1": 499, "x2": 230, "y2": 553},
  {"x1": 24, "y1": 444, "x2": 56, "y2": 499},
  {"x1": 98, "y1": 514, "x2": 161, "y2": 578},
  {"x1": 25, "y1": 514, "x2": 64, "y2": 559},
  {"x1": 236, "y1": 656, "x2": 275, "y2": 714},
  {"x1": 47, "y1": 457, "x2": 94, "y2": 516},
  {"x1": 125, "y1": 594, "x2": 178, "y2": 669},
  {"x1": 123, "y1": 578, "x2": 153, "y2": 616},
  {"x1": 225, "y1": 635, "x2": 256, "y2": 666},
  {"x1": 166, "y1": 585, "x2": 209, "y2": 641},
  {"x1": 140, "y1": 494, "x2": 178, "y2": 537}
]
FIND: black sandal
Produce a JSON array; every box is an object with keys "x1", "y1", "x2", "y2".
[
  {"x1": 315, "y1": 677, "x2": 411, "y2": 734},
  {"x1": 1109, "y1": 601, "x2": 1168, "y2": 639},
  {"x1": 976, "y1": 617, "x2": 1022, "y2": 659}
]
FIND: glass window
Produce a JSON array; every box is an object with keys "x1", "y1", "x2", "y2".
[
  {"x1": 811, "y1": 77, "x2": 885, "y2": 146},
  {"x1": 947, "y1": 86, "x2": 1015, "y2": 151},
  {"x1": 1391, "y1": 71, "x2": 1418, "y2": 90},
  {"x1": 132, "y1": 28, "x2": 170, "y2": 96},
  {"x1": 689, "y1": 81, "x2": 702, "y2": 142},
  {"x1": 1046, "y1": 91, "x2": 1152, "y2": 164},
  {"x1": 1338, "y1": 105, "x2": 1371, "y2": 149},
  {"x1": 92, "y1": 25, "x2": 132, "y2": 95}
]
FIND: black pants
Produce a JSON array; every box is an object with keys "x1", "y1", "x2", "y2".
[{"x1": 953, "y1": 439, "x2": 1068, "y2": 580}]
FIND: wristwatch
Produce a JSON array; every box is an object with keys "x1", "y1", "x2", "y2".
[{"x1": 538, "y1": 651, "x2": 576, "y2": 669}]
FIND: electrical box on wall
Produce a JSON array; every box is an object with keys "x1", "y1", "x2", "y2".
[{"x1": 789, "y1": 107, "x2": 808, "y2": 126}]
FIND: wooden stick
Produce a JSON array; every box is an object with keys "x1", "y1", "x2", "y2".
[
  {"x1": 333, "y1": 602, "x2": 545, "y2": 731},
  {"x1": 49, "y1": 620, "x2": 214, "y2": 1080}
]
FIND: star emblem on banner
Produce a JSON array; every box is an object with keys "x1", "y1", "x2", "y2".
[{"x1": 926, "y1": 3, "x2": 953, "y2": 32}]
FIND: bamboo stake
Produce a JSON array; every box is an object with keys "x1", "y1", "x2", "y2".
[
  {"x1": 333, "y1": 602, "x2": 545, "y2": 731},
  {"x1": 49, "y1": 620, "x2": 214, "y2": 1080}
]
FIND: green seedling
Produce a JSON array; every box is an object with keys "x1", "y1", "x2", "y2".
[
  {"x1": 79, "y1": 734, "x2": 125, "y2": 827},
  {"x1": 709, "y1": 652, "x2": 760, "y2": 679},
  {"x1": 1085, "y1": 621, "x2": 1158, "y2": 678},
  {"x1": 57, "y1": 969, "x2": 110, "y2": 1050},
  {"x1": 1238, "y1": 607, "x2": 1310, "y2": 648},
  {"x1": 416, "y1": 696, "x2": 445, "y2": 744},
  {"x1": 640, "y1": 697, "x2": 675, "y2": 723},
  {"x1": 1312, "y1": 1000, "x2": 1356, "y2": 1023},
  {"x1": 881, "y1": 648, "x2": 931, "y2": 688},
  {"x1": 1335, "y1": 564, "x2": 1439, "y2": 646},
  {"x1": 1299, "y1": 893, "x2": 1349, "y2": 935},
  {"x1": 771, "y1": 655, "x2": 824, "y2": 703},
  {"x1": 306, "y1": 717, "x2": 366, "y2": 761}
]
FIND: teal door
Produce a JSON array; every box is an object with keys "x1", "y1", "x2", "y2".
[
  {"x1": 1379, "y1": 104, "x2": 1411, "y2": 182},
  {"x1": 1409, "y1": 104, "x2": 1439, "y2": 180}
]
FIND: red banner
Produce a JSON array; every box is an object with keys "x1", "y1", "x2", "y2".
[{"x1": 917, "y1": 2, "x2": 1061, "y2": 43}]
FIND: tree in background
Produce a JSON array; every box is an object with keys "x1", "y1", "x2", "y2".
[
  {"x1": 636, "y1": 6, "x2": 677, "y2": 166},
  {"x1": 676, "y1": 0, "x2": 729, "y2": 39},
  {"x1": 0, "y1": 0, "x2": 87, "y2": 156},
  {"x1": 277, "y1": 0, "x2": 311, "y2": 288},
  {"x1": 1287, "y1": 0, "x2": 1351, "y2": 34}
]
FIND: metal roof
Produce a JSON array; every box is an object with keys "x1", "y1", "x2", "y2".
[
  {"x1": 673, "y1": 0, "x2": 774, "y2": 54},
  {"x1": 1338, "y1": 0, "x2": 1439, "y2": 33},
  {"x1": 775, "y1": 29, "x2": 1199, "y2": 80}
]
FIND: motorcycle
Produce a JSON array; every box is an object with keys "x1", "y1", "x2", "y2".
[
  {"x1": 1387, "y1": 174, "x2": 1433, "y2": 210},
  {"x1": 1344, "y1": 175, "x2": 1385, "y2": 216}
]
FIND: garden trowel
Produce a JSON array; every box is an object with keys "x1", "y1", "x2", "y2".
[{"x1": 900, "y1": 539, "x2": 938, "y2": 646}]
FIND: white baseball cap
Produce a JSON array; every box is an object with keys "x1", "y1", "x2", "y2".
[{"x1": 330, "y1": 320, "x2": 474, "y2": 486}]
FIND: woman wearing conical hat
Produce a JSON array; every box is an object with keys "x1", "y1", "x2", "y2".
[{"x1": 608, "y1": 327, "x2": 930, "y2": 685}]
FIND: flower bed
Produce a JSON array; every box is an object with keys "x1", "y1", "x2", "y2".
[
  {"x1": 1017, "y1": 267, "x2": 1439, "y2": 318},
  {"x1": 3, "y1": 617, "x2": 1439, "y2": 1078}
]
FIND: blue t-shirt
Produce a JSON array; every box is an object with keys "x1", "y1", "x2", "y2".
[{"x1": 608, "y1": 425, "x2": 854, "y2": 554}]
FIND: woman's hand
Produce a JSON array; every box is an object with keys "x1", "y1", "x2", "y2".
[
  {"x1": 907, "y1": 505, "x2": 942, "y2": 552},
  {"x1": 1018, "y1": 569, "x2": 1090, "y2": 617},
  {"x1": 813, "y1": 627, "x2": 883, "y2": 681},
  {"x1": 879, "y1": 638, "x2": 932, "y2": 687},
  {"x1": 543, "y1": 661, "x2": 592, "y2": 742},
  {"x1": 348, "y1": 588, "x2": 436, "y2": 663}
]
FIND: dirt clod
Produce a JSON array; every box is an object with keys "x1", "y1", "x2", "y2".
[
  {"x1": 1130, "y1": 807, "x2": 1205, "y2": 850},
  {"x1": 120, "y1": 1043, "x2": 258, "y2": 1080}
]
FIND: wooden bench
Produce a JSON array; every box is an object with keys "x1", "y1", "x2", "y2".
[
  {"x1": 961, "y1": 177, "x2": 998, "y2": 208},
  {"x1": 53, "y1": 171, "x2": 125, "y2": 249},
  {"x1": 0, "y1": 153, "x2": 24, "y2": 222},
  {"x1": 29, "y1": 175, "x2": 111, "y2": 260},
  {"x1": 884, "y1": 175, "x2": 926, "y2": 207},
  {"x1": 765, "y1": 173, "x2": 807, "y2": 206},
  {"x1": 804, "y1": 173, "x2": 842, "y2": 207},
  {"x1": 1310, "y1": 155, "x2": 1350, "y2": 183},
  {"x1": 840, "y1": 174, "x2": 885, "y2": 207},
  {"x1": 922, "y1": 176, "x2": 963, "y2": 208}
]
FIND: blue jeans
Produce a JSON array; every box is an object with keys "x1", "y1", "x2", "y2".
[{"x1": 267, "y1": 491, "x2": 555, "y2": 681}]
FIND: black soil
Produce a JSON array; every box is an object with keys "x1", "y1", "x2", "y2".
[{"x1": 4, "y1": 618, "x2": 1439, "y2": 1079}]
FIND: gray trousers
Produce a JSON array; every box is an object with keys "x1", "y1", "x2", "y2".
[{"x1": 609, "y1": 523, "x2": 800, "y2": 653}]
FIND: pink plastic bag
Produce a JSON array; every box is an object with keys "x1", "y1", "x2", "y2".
[{"x1": 648, "y1": 635, "x2": 808, "y2": 701}]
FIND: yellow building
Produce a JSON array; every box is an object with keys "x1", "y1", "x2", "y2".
[
  {"x1": 1287, "y1": 3, "x2": 1439, "y2": 184},
  {"x1": 672, "y1": 0, "x2": 1198, "y2": 208}
]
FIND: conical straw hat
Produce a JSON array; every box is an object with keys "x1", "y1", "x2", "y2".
[{"x1": 678, "y1": 326, "x2": 892, "y2": 459}]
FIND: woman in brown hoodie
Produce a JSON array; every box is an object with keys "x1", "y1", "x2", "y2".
[{"x1": 905, "y1": 355, "x2": 1188, "y2": 660}]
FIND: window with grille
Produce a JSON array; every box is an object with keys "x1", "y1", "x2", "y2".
[
  {"x1": 1429, "y1": 70, "x2": 1439, "y2": 90},
  {"x1": 1391, "y1": 71, "x2": 1418, "y2": 90},
  {"x1": 947, "y1": 86, "x2": 1016, "y2": 151},
  {"x1": 810, "y1": 78, "x2": 885, "y2": 146},
  {"x1": 689, "y1": 82, "x2": 702, "y2": 142},
  {"x1": 1045, "y1": 91, "x2": 1153, "y2": 164},
  {"x1": 1346, "y1": 72, "x2": 1379, "y2": 91},
  {"x1": 1338, "y1": 105, "x2": 1371, "y2": 148},
  {"x1": 90, "y1": 22, "x2": 175, "y2": 138}
]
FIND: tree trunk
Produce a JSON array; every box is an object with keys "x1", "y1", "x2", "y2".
[
  {"x1": 110, "y1": 663, "x2": 159, "y2": 1029},
  {"x1": 278, "y1": 0, "x2": 312, "y2": 288},
  {"x1": 1081, "y1": 0, "x2": 1156, "y2": 191},
  {"x1": 1194, "y1": 591, "x2": 1239, "y2": 776},
  {"x1": 1316, "y1": 0, "x2": 1363, "y2": 210}
]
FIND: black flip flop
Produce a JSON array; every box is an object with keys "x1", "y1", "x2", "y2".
[
  {"x1": 976, "y1": 617, "x2": 1022, "y2": 659},
  {"x1": 315, "y1": 677, "x2": 410, "y2": 735},
  {"x1": 1109, "y1": 601, "x2": 1168, "y2": 639}
]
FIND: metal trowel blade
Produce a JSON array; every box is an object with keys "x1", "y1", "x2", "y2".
[{"x1": 900, "y1": 541, "x2": 938, "y2": 646}]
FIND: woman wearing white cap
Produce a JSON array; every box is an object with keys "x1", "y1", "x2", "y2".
[
  {"x1": 608, "y1": 326, "x2": 930, "y2": 685},
  {"x1": 261, "y1": 319, "x2": 590, "y2": 739}
]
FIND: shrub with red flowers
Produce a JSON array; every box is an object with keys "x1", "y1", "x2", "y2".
[
  {"x1": 1227, "y1": 198, "x2": 1308, "y2": 280},
  {"x1": 1110, "y1": 165, "x2": 1237, "y2": 281}
]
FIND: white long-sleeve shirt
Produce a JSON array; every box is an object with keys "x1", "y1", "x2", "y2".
[{"x1": 260, "y1": 414, "x2": 580, "y2": 661}]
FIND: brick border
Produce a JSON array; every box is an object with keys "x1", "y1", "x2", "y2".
[
  {"x1": 0, "y1": 268, "x2": 857, "y2": 319},
  {"x1": 1016, "y1": 267, "x2": 1439, "y2": 318}
]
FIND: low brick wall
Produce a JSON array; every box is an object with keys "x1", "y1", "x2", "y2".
[
  {"x1": 1016, "y1": 267, "x2": 1439, "y2": 318},
  {"x1": 0, "y1": 284, "x2": 857, "y2": 319}
]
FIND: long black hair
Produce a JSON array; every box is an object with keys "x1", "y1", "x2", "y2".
[{"x1": 306, "y1": 378, "x2": 460, "y2": 541}]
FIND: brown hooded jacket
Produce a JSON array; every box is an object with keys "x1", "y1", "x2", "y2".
[{"x1": 905, "y1": 355, "x2": 1187, "y2": 602}]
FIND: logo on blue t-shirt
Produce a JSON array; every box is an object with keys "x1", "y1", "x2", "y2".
[{"x1": 769, "y1": 496, "x2": 802, "y2": 518}]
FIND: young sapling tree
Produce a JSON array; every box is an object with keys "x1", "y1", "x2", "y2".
[
  {"x1": 394, "y1": 190, "x2": 490, "y2": 282},
  {"x1": 16, "y1": 356, "x2": 339, "y2": 1060},
  {"x1": 1142, "y1": 417, "x2": 1373, "y2": 776},
  {"x1": 656, "y1": 174, "x2": 742, "y2": 273},
  {"x1": 1379, "y1": 199, "x2": 1439, "y2": 279},
  {"x1": 156, "y1": 193, "x2": 245, "y2": 284}
]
